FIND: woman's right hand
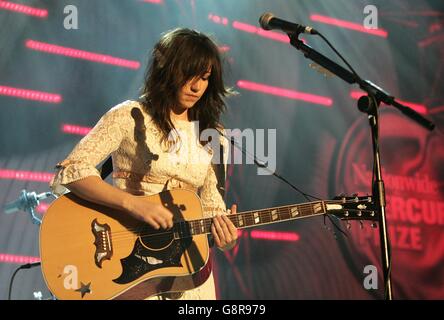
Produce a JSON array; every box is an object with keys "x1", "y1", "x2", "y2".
[
  {"x1": 64, "y1": 177, "x2": 174, "y2": 230},
  {"x1": 124, "y1": 195, "x2": 174, "y2": 230}
]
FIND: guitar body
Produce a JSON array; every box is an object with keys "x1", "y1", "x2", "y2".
[{"x1": 39, "y1": 189, "x2": 211, "y2": 300}]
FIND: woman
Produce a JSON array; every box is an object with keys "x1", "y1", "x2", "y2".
[{"x1": 50, "y1": 28, "x2": 238, "y2": 300}]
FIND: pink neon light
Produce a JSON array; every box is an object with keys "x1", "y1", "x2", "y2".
[
  {"x1": 237, "y1": 80, "x2": 333, "y2": 106},
  {"x1": 218, "y1": 45, "x2": 231, "y2": 53},
  {"x1": 418, "y1": 34, "x2": 444, "y2": 48},
  {"x1": 250, "y1": 230, "x2": 300, "y2": 242},
  {"x1": 0, "y1": 1, "x2": 48, "y2": 18},
  {"x1": 232, "y1": 20, "x2": 256, "y2": 33},
  {"x1": 0, "y1": 85, "x2": 62, "y2": 103},
  {"x1": 350, "y1": 91, "x2": 428, "y2": 114},
  {"x1": 310, "y1": 14, "x2": 388, "y2": 38},
  {"x1": 208, "y1": 14, "x2": 306, "y2": 44},
  {"x1": 36, "y1": 203, "x2": 50, "y2": 213},
  {"x1": 0, "y1": 253, "x2": 40, "y2": 264},
  {"x1": 429, "y1": 105, "x2": 444, "y2": 115},
  {"x1": 208, "y1": 13, "x2": 229, "y2": 25},
  {"x1": 0, "y1": 170, "x2": 54, "y2": 182},
  {"x1": 141, "y1": 0, "x2": 163, "y2": 3},
  {"x1": 25, "y1": 40, "x2": 141, "y2": 69},
  {"x1": 232, "y1": 21, "x2": 290, "y2": 43},
  {"x1": 61, "y1": 124, "x2": 92, "y2": 136}
]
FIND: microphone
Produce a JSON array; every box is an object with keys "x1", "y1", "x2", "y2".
[
  {"x1": 259, "y1": 12, "x2": 318, "y2": 35},
  {"x1": 4, "y1": 190, "x2": 53, "y2": 214}
]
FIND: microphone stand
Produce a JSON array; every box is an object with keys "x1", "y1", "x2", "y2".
[{"x1": 287, "y1": 32, "x2": 435, "y2": 300}]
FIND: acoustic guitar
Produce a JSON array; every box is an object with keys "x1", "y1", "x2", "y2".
[{"x1": 39, "y1": 189, "x2": 376, "y2": 300}]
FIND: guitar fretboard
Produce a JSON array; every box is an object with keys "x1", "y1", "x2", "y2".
[{"x1": 173, "y1": 201, "x2": 327, "y2": 239}]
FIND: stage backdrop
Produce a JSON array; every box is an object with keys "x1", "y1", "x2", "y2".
[{"x1": 0, "y1": 0, "x2": 442, "y2": 299}]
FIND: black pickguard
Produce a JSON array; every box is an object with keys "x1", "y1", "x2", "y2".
[{"x1": 113, "y1": 237, "x2": 192, "y2": 284}]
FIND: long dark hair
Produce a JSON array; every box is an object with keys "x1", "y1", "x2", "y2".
[{"x1": 140, "y1": 28, "x2": 231, "y2": 146}]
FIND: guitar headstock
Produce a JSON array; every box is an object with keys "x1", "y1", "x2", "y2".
[{"x1": 326, "y1": 195, "x2": 378, "y2": 222}]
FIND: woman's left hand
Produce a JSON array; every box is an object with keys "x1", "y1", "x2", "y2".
[{"x1": 211, "y1": 204, "x2": 238, "y2": 251}]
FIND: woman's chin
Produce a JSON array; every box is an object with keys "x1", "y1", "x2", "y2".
[{"x1": 179, "y1": 102, "x2": 197, "y2": 110}]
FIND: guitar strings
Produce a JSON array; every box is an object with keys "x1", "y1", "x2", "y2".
[
  {"x1": 109, "y1": 205, "x2": 374, "y2": 239},
  {"x1": 108, "y1": 198, "x2": 372, "y2": 234},
  {"x1": 108, "y1": 207, "x2": 375, "y2": 243},
  {"x1": 111, "y1": 211, "x2": 377, "y2": 241},
  {"x1": 107, "y1": 199, "x2": 374, "y2": 240},
  {"x1": 104, "y1": 209, "x2": 377, "y2": 249}
]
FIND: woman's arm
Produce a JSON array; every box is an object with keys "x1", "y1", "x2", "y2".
[
  {"x1": 50, "y1": 102, "x2": 173, "y2": 229},
  {"x1": 65, "y1": 176, "x2": 173, "y2": 229}
]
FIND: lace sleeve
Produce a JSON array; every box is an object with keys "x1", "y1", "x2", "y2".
[
  {"x1": 49, "y1": 103, "x2": 130, "y2": 196},
  {"x1": 199, "y1": 131, "x2": 229, "y2": 218}
]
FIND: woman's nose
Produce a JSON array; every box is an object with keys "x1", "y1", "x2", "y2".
[{"x1": 190, "y1": 78, "x2": 202, "y2": 92}]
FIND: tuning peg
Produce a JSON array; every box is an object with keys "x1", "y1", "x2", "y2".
[
  {"x1": 357, "y1": 211, "x2": 362, "y2": 217},
  {"x1": 346, "y1": 222, "x2": 351, "y2": 229},
  {"x1": 371, "y1": 222, "x2": 378, "y2": 228}
]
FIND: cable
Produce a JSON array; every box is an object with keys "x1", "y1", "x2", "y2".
[
  {"x1": 215, "y1": 129, "x2": 350, "y2": 237},
  {"x1": 215, "y1": 128, "x2": 321, "y2": 202},
  {"x1": 316, "y1": 32, "x2": 364, "y2": 84},
  {"x1": 8, "y1": 262, "x2": 41, "y2": 300},
  {"x1": 313, "y1": 32, "x2": 392, "y2": 299},
  {"x1": 373, "y1": 96, "x2": 392, "y2": 300},
  {"x1": 306, "y1": 32, "x2": 392, "y2": 298}
]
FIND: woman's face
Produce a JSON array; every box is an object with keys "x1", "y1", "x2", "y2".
[{"x1": 177, "y1": 68, "x2": 211, "y2": 110}]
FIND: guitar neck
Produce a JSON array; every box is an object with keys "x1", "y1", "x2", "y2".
[{"x1": 174, "y1": 200, "x2": 328, "y2": 238}]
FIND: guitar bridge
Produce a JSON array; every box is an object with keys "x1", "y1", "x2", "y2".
[{"x1": 91, "y1": 219, "x2": 113, "y2": 268}]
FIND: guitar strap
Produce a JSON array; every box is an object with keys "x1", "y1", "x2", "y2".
[{"x1": 99, "y1": 156, "x2": 113, "y2": 180}]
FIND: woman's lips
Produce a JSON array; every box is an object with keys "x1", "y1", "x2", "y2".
[{"x1": 184, "y1": 94, "x2": 199, "y2": 100}]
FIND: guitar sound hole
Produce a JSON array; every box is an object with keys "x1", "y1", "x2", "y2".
[{"x1": 139, "y1": 228, "x2": 174, "y2": 250}]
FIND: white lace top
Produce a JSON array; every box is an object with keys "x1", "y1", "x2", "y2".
[{"x1": 50, "y1": 100, "x2": 228, "y2": 300}]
